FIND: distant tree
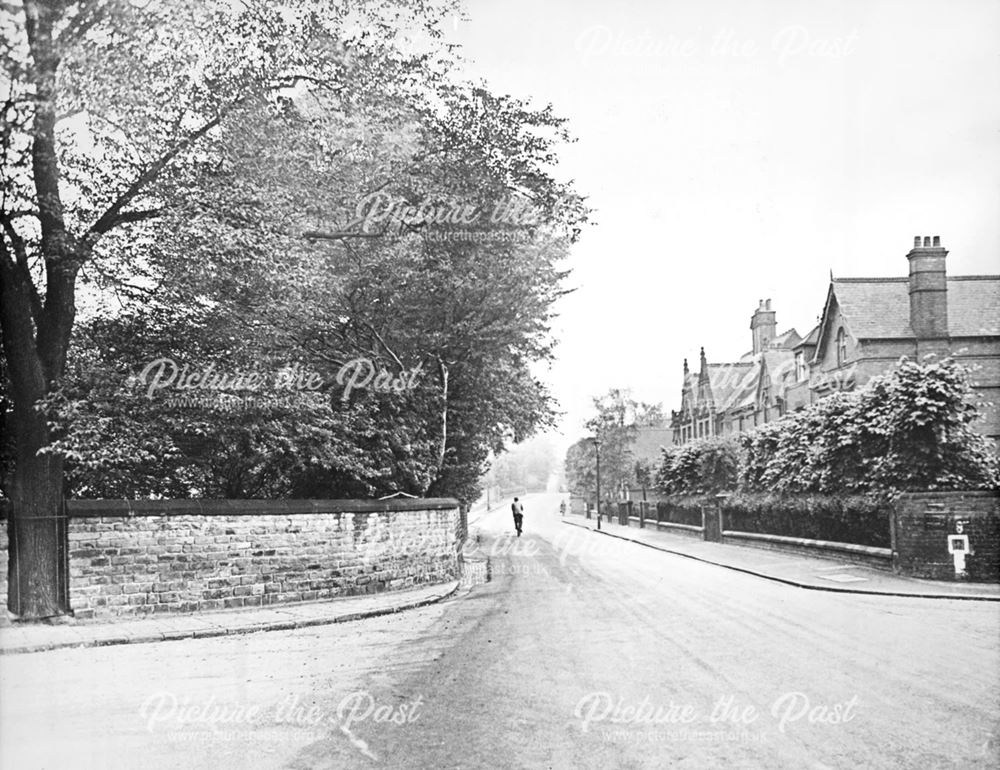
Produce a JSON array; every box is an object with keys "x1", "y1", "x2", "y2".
[
  {"x1": 489, "y1": 435, "x2": 558, "y2": 494},
  {"x1": 634, "y1": 459, "x2": 653, "y2": 500},
  {"x1": 564, "y1": 437, "x2": 596, "y2": 501},
  {"x1": 583, "y1": 389, "x2": 663, "y2": 499},
  {"x1": 562, "y1": 390, "x2": 663, "y2": 503}
]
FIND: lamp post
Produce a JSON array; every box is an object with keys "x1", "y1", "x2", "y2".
[{"x1": 591, "y1": 436, "x2": 602, "y2": 531}]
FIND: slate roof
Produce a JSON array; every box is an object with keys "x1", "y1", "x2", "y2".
[
  {"x1": 949, "y1": 277, "x2": 1000, "y2": 336},
  {"x1": 771, "y1": 328, "x2": 802, "y2": 348},
  {"x1": 832, "y1": 278, "x2": 913, "y2": 338},
  {"x1": 796, "y1": 324, "x2": 820, "y2": 347},
  {"x1": 763, "y1": 349, "x2": 797, "y2": 388},
  {"x1": 709, "y1": 362, "x2": 758, "y2": 411},
  {"x1": 832, "y1": 276, "x2": 1000, "y2": 339},
  {"x1": 705, "y1": 362, "x2": 754, "y2": 409},
  {"x1": 632, "y1": 426, "x2": 674, "y2": 464}
]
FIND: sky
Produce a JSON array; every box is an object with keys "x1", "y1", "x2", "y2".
[{"x1": 443, "y1": 0, "x2": 1000, "y2": 452}]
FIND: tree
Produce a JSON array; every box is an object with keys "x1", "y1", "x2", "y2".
[
  {"x1": 583, "y1": 389, "x2": 661, "y2": 500},
  {"x1": 2, "y1": 0, "x2": 588, "y2": 617},
  {"x1": 0, "y1": 0, "x2": 465, "y2": 617},
  {"x1": 488, "y1": 435, "x2": 558, "y2": 495},
  {"x1": 634, "y1": 459, "x2": 653, "y2": 500},
  {"x1": 738, "y1": 358, "x2": 999, "y2": 495},
  {"x1": 563, "y1": 437, "x2": 596, "y2": 502},
  {"x1": 655, "y1": 436, "x2": 741, "y2": 496},
  {"x1": 564, "y1": 390, "x2": 663, "y2": 503}
]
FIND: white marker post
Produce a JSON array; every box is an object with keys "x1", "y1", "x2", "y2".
[{"x1": 947, "y1": 534, "x2": 970, "y2": 578}]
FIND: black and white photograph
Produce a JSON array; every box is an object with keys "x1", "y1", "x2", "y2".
[{"x1": 1, "y1": 0, "x2": 998, "y2": 767}]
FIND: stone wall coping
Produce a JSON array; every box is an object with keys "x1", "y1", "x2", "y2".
[
  {"x1": 723, "y1": 529, "x2": 893, "y2": 558},
  {"x1": 655, "y1": 520, "x2": 704, "y2": 532},
  {"x1": 49, "y1": 498, "x2": 460, "y2": 518},
  {"x1": 896, "y1": 491, "x2": 998, "y2": 500}
]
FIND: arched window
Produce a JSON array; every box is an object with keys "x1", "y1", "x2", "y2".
[
  {"x1": 761, "y1": 374, "x2": 771, "y2": 405},
  {"x1": 836, "y1": 328, "x2": 848, "y2": 366}
]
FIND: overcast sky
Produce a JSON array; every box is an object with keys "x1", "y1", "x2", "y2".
[{"x1": 445, "y1": 0, "x2": 1000, "y2": 450}]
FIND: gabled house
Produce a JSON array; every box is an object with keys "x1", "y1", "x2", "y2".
[
  {"x1": 670, "y1": 235, "x2": 1000, "y2": 445},
  {"x1": 671, "y1": 301, "x2": 801, "y2": 444},
  {"x1": 800, "y1": 236, "x2": 1000, "y2": 440}
]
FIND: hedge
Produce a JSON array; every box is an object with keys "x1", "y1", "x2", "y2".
[
  {"x1": 655, "y1": 496, "x2": 708, "y2": 528},
  {"x1": 720, "y1": 493, "x2": 891, "y2": 548}
]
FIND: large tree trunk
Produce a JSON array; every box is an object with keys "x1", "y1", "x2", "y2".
[
  {"x1": 8, "y1": 403, "x2": 66, "y2": 618},
  {"x1": 0, "y1": 0, "x2": 77, "y2": 619}
]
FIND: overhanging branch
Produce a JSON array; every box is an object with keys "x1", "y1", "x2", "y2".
[{"x1": 86, "y1": 98, "x2": 246, "y2": 239}]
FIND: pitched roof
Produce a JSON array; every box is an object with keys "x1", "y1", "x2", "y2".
[
  {"x1": 632, "y1": 426, "x2": 674, "y2": 464},
  {"x1": 949, "y1": 277, "x2": 1000, "y2": 336},
  {"x1": 796, "y1": 324, "x2": 820, "y2": 348},
  {"x1": 704, "y1": 362, "x2": 752, "y2": 408},
  {"x1": 831, "y1": 275, "x2": 1000, "y2": 339},
  {"x1": 762, "y1": 349, "x2": 797, "y2": 390},
  {"x1": 832, "y1": 278, "x2": 913, "y2": 338},
  {"x1": 771, "y1": 328, "x2": 802, "y2": 349},
  {"x1": 710, "y1": 362, "x2": 758, "y2": 411}
]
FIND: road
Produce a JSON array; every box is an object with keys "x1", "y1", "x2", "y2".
[{"x1": 2, "y1": 492, "x2": 998, "y2": 769}]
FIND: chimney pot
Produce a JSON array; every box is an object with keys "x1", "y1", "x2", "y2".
[
  {"x1": 933, "y1": 235, "x2": 940, "y2": 247},
  {"x1": 914, "y1": 236, "x2": 921, "y2": 248},
  {"x1": 923, "y1": 236, "x2": 931, "y2": 247}
]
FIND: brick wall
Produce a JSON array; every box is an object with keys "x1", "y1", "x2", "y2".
[
  {"x1": 893, "y1": 492, "x2": 999, "y2": 581},
  {"x1": 65, "y1": 499, "x2": 460, "y2": 619}
]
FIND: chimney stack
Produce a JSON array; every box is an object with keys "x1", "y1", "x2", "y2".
[
  {"x1": 906, "y1": 235, "x2": 948, "y2": 340},
  {"x1": 750, "y1": 298, "x2": 777, "y2": 354}
]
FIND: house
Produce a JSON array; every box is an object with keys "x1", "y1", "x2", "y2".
[
  {"x1": 670, "y1": 300, "x2": 804, "y2": 444},
  {"x1": 671, "y1": 235, "x2": 1000, "y2": 444},
  {"x1": 788, "y1": 235, "x2": 1000, "y2": 441}
]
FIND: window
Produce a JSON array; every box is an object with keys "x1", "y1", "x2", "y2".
[
  {"x1": 836, "y1": 328, "x2": 848, "y2": 366},
  {"x1": 795, "y1": 351, "x2": 806, "y2": 382},
  {"x1": 761, "y1": 374, "x2": 771, "y2": 405}
]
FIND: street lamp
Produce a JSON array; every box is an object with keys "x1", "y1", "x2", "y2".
[{"x1": 590, "y1": 436, "x2": 602, "y2": 531}]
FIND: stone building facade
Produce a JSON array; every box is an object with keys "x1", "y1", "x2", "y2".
[{"x1": 671, "y1": 235, "x2": 1000, "y2": 445}]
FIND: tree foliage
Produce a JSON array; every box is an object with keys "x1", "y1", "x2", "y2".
[
  {"x1": 739, "y1": 358, "x2": 999, "y2": 495},
  {"x1": 564, "y1": 389, "x2": 662, "y2": 500},
  {"x1": 655, "y1": 436, "x2": 741, "y2": 496},
  {"x1": 653, "y1": 359, "x2": 998, "y2": 498},
  {"x1": 1, "y1": 0, "x2": 589, "y2": 512}
]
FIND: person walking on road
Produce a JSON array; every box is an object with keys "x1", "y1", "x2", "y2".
[{"x1": 511, "y1": 498, "x2": 524, "y2": 536}]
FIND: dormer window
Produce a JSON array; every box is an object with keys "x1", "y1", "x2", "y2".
[{"x1": 836, "y1": 328, "x2": 847, "y2": 367}]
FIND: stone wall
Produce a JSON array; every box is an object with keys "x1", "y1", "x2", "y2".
[
  {"x1": 893, "y1": 491, "x2": 999, "y2": 581},
  {"x1": 65, "y1": 498, "x2": 461, "y2": 619},
  {"x1": 0, "y1": 518, "x2": 8, "y2": 625}
]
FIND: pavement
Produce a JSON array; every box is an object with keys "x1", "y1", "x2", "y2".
[
  {"x1": 561, "y1": 512, "x2": 1000, "y2": 601},
  {"x1": 0, "y1": 578, "x2": 464, "y2": 656}
]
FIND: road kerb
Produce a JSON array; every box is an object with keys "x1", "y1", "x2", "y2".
[
  {"x1": 562, "y1": 520, "x2": 1000, "y2": 602},
  {"x1": 0, "y1": 581, "x2": 462, "y2": 656}
]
